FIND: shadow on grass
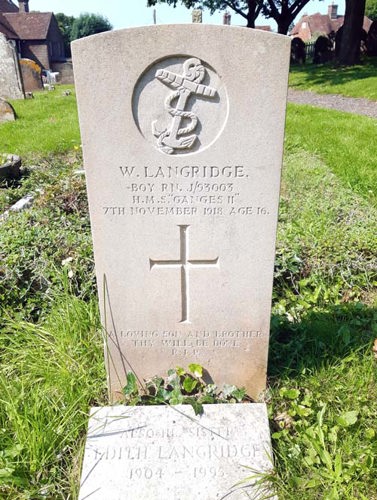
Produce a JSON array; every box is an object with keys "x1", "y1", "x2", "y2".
[
  {"x1": 290, "y1": 57, "x2": 377, "y2": 89},
  {"x1": 268, "y1": 302, "x2": 376, "y2": 379}
]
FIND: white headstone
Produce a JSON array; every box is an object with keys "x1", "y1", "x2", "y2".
[
  {"x1": 79, "y1": 404, "x2": 275, "y2": 500},
  {"x1": 72, "y1": 25, "x2": 290, "y2": 400}
]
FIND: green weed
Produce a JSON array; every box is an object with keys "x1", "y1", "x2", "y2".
[
  {"x1": 0, "y1": 294, "x2": 106, "y2": 499},
  {"x1": 122, "y1": 364, "x2": 248, "y2": 415},
  {"x1": 267, "y1": 149, "x2": 377, "y2": 498},
  {"x1": 0, "y1": 152, "x2": 95, "y2": 325}
]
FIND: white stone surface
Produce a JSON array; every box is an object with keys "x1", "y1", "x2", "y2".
[
  {"x1": 72, "y1": 25, "x2": 290, "y2": 400},
  {"x1": 79, "y1": 404, "x2": 275, "y2": 500}
]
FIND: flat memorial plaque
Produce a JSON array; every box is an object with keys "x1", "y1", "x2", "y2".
[
  {"x1": 79, "y1": 404, "x2": 275, "y2": 500},
  {"x1": 72, "y1": 25, "x2": 290, "y2": 400}
]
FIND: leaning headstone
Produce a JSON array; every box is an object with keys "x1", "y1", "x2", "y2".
[
  {"x1": 73, "y1": 24, "x2": 289, "y2": 499},
  {"x1": 73, "y1": 25, "x2": 290, "y2": 401},
  {"x1": 19, "y1": 59, "x2": 43, "y2": 92},
  {"x1": 0, "y1": 98, "x2": 16, "y2": 123},
  {"x1": 0, "y1": 34, "x2": 24, "y2": 100}
]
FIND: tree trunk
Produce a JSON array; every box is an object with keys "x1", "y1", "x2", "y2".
[
  {"x1": 246, "y1": 0, "x2": 257, "y2": 28},
  {"x1": 277, "y1": 18, "x2": 291, "y2": 34},
  {"x1": 338, "y1": 0, "x2": 366, "y2": 65},
  {"x1": 277, "y1": 0, "x2": 289, "y2": 34}
]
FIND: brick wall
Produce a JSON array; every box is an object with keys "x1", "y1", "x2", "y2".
[{"x1": 51, "y1": 61, "x2": 74, "y2": 84}]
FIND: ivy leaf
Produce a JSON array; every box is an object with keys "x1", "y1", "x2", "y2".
[
  {"x1": 167, "y1": 371, "x2": 180, "y2": 389},
  {"x1": 170, "y1": 386, "x2": 184, "y2": 405},
  {"x1": 222, "y1": 384, "x2": 237, "y2": 398},
  {"x1": 123, "y1": 371, "x2": 138, "y2": 396},
  {"x1": 188, "y1": 363, "x2": 203, "y2": 378},
  {"x1": 183, "y1": 376, "x2": 198, "y2": 394},
  {"x1": 146, "y1": 377, "x2": 163, "y2": 396},
  {"x1": 175, "y1": 366, "x2": 186, "y2": 377},
  {"x1": 186, "y1": 398, "x2": 204, "y2": 415},
  {"x1": 200, "y1": 394, "x2": 216, "y2": 404},
  {"x1": 231, "y1": 387, "x2": 246, "y2": 402}
]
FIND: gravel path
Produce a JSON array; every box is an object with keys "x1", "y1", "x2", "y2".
[{"x1": 288, "y1": 88, "x2": 377, "y2": 119}]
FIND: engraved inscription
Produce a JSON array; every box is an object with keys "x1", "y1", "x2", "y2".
[
  {"x1": 153, "y1": 58, "x2": 217, "y2": 155},
  {"x1": 150, "y1": 225, "x2": 219, "y2": 323},
  {"x1": 108, "y1": 329, "x2": 264, "y2": 357},
  {"x1": 91, "y1": 442, "x2": 267, "y2": 462},
  {"x1": 102, "y1": 163, "x2": 273, "y2": 218}
]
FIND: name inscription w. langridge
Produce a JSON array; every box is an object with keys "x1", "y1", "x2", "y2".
[{"x1": 101, "y1": 164, "x2": 272, "y2": 217}]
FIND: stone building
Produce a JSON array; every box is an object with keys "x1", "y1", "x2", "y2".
[{"x1": 0, "y1": 0, "x2": 65, "y2": 69}]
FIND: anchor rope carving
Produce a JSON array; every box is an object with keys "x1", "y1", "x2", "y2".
[{"x1": 152, "y1": 58, "x2": 217, "y2": 155}]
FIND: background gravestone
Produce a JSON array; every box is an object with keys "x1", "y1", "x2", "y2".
[
  {"x1": 0, "y1": 98, "x2": 16, "y2": 123},
  {"x1": 0, "y1": 33, "x2": 24, "y2": 100},
  {"x1": 313, "y1": 35, "x2": 333, "y2": 64},
  {"x1": 192, "y1": 9, "x2": 203, "y2": 23},
  {"x1": 19, "y1": 59, "x2": 43, "y2": 92},
  {"x1": 72, "y1": 25, "x2": 290, "y2": 401},
  {"x1": 291, "y1": 37, "x2": 306, "y2": 64}
]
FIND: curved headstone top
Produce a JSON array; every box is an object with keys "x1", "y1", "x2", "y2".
[{"x1": 72, "y1": 25, "x2": 290, "y2": 401}]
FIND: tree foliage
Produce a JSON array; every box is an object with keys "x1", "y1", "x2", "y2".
[
  {"x1": 55, "y1": 12, "x2": 75, "y2": 57},
  {"x1": 365, "y1": 0, "x2": 377, "y2": 21},
  {"x1": 70, "y1": 13, "x2": 113, "y2": 41},
  {"x1": 261, "y1": 0, "x2": 312, "y2": 34},
  {"x1": 147, "y1": 0, "x2": 315, "y2": 34}
]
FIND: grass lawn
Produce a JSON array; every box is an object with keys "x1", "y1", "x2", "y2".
[
  {"x1": 0, "y1": 84, "x2": 376, "y2": 498},
  {"x1": 289, "y1": 57, "x2": 377, "y2": 101},
  {"x1": 1, "y1": 85, "x2": 80, "y2": 156},
  {"x1": 286, "y1": 103, "x2": 377, "y2": 206}
]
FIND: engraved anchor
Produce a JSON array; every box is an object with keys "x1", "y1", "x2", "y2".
[{"x1": 152, "y1": 57, "x2": 217, "y2": 154}]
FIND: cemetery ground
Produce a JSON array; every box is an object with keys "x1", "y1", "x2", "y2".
[
  {"x1": 0, "y1": 78, "x2": 376, "y2": 499},
  {"x1": 289, "y1": 57, "x2": 377, "y2": 100}
]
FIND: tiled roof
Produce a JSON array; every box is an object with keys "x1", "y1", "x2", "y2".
[
  {"x1": 0, "y1": 12, "x2": 17, "y2": 37},
  {"x1": 0, "y1": 0, "x2": 18, "y2": 13},
  {"x1": 290, "y1": 13, "x2": 343, "y2": 36},
  {"x1": 1, "y1": 11, "x2": 52, "y2": 40},
  {"x1": 291, "y1": 12, "x2": 372, "y2": 37}
]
